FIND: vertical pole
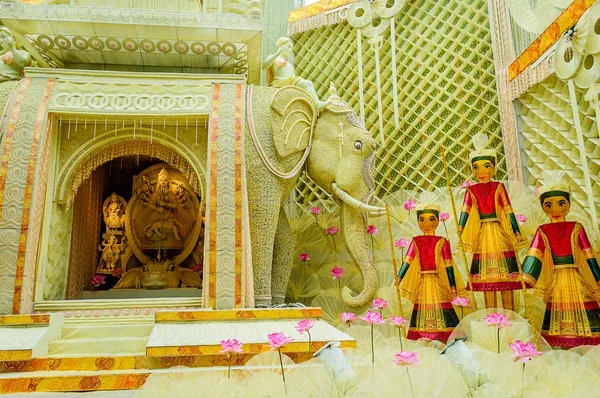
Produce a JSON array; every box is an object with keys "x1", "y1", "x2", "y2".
[
  {"x1": 357, "y1": 29, "x2": 366, "y2": 125},
  {"x1": 390, "y1": 18, "x2": 400, "y2": 129}
]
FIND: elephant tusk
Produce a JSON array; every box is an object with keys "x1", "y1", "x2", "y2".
[
  {"x1": 368, "y1": 209, "x2": 387, "y2": 218},
  {"x1": 331, "y1": 183, "x2": 386, "y2": 213}
]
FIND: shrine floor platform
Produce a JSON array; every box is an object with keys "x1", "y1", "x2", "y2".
[{"x1": 0, "y1": 306, "x2": 355, "y2": 394}]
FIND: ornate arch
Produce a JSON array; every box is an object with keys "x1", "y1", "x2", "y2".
[{"x1": 55, "y1": 128, "x2": 205, "y2": 207}]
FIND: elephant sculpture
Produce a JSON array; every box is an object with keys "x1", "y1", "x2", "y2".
[{"x1": 246, "y1": 84, "x2": 385, "y2": 308}]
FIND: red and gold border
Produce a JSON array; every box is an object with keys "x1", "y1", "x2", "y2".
[
  {"x1": 0, "y1": 373, "x2": 149, "y2": 394},
  {"x1": 146, "y1": 340, "x2": 356, "y2": 357},
  {"x1": 0, "y1": 78, "x2": 31, "y2": 221},
  {"x1": 509, "y1": 0, "x2": 596, "y2": 81},
  {"x1": 13, "y1": 79, "x2": 55, "y2": 314},
  {"x1": 234, "y1": 83, "x2": 244, "y2": 307},
  {"x1": 155, "y1": 307, "x2": 322, "y2": 322},
  {"x1": 0, "y1": 314, "x2": 49, "y2": 325},
  {"x1": 208, "y1": 83, "x2": 221, "y2": 309},
  {"x1": 288, "y1": 0, "x2": 353, "y2": 23}
]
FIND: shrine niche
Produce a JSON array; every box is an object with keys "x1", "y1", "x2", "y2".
[{"x1": 92, "y1": 164, "x2": 204, "y2": 290}]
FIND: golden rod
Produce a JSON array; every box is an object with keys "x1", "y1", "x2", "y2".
[{"x1": 440, "y1": 146, "x2": 477, "y2": 310}]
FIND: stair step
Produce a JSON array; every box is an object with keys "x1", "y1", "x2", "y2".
[
  {"x1": 62, "y1": 324, "x2": 154, "y2": 340},
  {"x1": 48, "y1": 337, "x2": 148, "y2": 356}
]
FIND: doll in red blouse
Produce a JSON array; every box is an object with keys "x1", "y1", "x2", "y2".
[
  {"x1": 457, "y1": 134, "x2": 528, "y2": 310},
  {"x1": 522, "y1": 180, "x2": 600, "y2": 347},
  {"x1": 397, "y1": 201, "x2": 465, "y2": 343}
]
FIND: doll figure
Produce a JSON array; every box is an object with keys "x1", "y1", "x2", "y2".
[
  {"x1": 458, "y1": 133, "x2": 528, "y2": 310},
  {"x1": 398, "y1": 201, "x2": 466, "y2": 342},
  {"x1": 522, "y1": 177, "x2": 600, "y2": 347}
]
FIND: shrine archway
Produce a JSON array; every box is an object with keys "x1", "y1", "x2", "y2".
[{"x1": 54, "y1": 127, "x2": 206, "y2": 207}]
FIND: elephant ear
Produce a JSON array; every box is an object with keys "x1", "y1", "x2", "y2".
[
  {"x1": 114, "y1": 268, "x2": 143, "y2": 289},
  {"x1": 179, "y1": 268, "x2": 201, "y2": 288},
  {"x1": 271, "y1": 86, "x2": 318, "y2": 158}
]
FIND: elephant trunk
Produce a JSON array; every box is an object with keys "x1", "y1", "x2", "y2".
[{"x1": 341, "y1": 203, "x2": 378, "y2": 307}]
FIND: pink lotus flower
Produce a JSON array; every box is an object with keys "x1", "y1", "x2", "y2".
[
  {"x1": 310, "y1": 207, "x2": 321, "y2": 215},
  {"x1": 516, "y1": 214, "x2": 528, "y2": 225},
  {"x1": 330, "y1": 266, "x2": 344, "y2": 280},
  {"x1": 298, "y1": 253, "x2": 310, "y2": 262},
  {"x1": 340, "y1": 312, "x2": 356, "y2": 325},
  {"x1": 267, "y1": 332, "x2": 294, "y2": 350},
  {"x1": 509, "y1": 340, "x2": 542, "y2": 363},
  {"x1": 372, "y1": 298, "x2": 388, "y2": 310},
  {"x1": 393, "y1": 351, "x2": 419, "y2": 366},
  {"x1": 390, "y1": 316, "x2": 406, "y2": 327},
  {"x1": 192, "y1": 264, "x2": 202, "y2": 272},
  {"x1": 439, "y1": 212, "x2": 450, "y2": 221},
  {"x1": 460, "y1": 180, "x2": 474, "y2": 189},
  {"x1": 394, "y1": 238, "x2": 409, "y2": 248},
  {"x1": 484, "y1": 312, "x2": 512, "y2": 329},
  {"x1": 359, "y1": 310, "x2": 386, "y2": 325},
  {"x1": 295, "y1": 319, "x2": 315, "y2": 335},
  {"x1": 111, "y1": 268, "x2": 123, "y2": 277},
  {"x1": 452, "y1": 297, "x2": 470, "y2": 307},
  {"x1": 366, "y1": 225, "x2": 379, "y2": 235},
  {"x1": 220, "y1": 338, "x2": 244, "y2": 354},
  {"x1": 91, "y1": 275, "x2": 105, "y2": 287},
  {"x1": 403, "y1": 199, "x2": 417, "y2": 211},
  {"x1": 326, "y1": 226, "x2": 339, "y2": 235}
]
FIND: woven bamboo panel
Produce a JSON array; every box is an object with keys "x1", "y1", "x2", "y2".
[
  {"x1": 517, "y1": 75, "x2": 600, "y2": 220},
  {"x1": 291, "y1": 0, "x2": 506, "y2": 200}
]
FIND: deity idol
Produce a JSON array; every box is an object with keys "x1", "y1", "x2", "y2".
[
  {"x1": 142, "y1": 168, "x2": 186, "y2": 243},
  {"x1": 397, "y1": 200, "x2": 465, "y2": 342},
  {"x1": 262, "y1": 36, "x2": 330, "y2": 110},
  {"x1": 457, "y1": 133, "x2": 528, "y2": 310},
  {"x1": 522, "y1": 177, "x2": 600, "y2": 347}
]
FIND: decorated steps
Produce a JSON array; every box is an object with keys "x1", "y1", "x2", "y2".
[
  {"x1": 60, "y1": 325, "x2": 155, "y2": 341},
  {"x1": 0, "y1": 307, "x2": 355, "y2": 394},
  {"x1": 48, "y1": 337, "x2": 149, "y2": 357}
]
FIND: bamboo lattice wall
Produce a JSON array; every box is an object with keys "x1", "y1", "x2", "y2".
[
  {"x1": 291, "y1": 0, "x2": 506, "y2": 200},
  {"x1": 517, "y1": 75, "x2": 600, "y2": 221}
]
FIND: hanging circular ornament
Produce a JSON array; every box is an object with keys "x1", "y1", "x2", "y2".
[
  {"x1": 370, "y1": 0, "x2": 405, "y2": 19},
  {"x1": 572, "y1": 12, "x2": 591, "y2": 53},
  {"x1": 347, "y1": 0, "x2": 372, "y2": 29},
  {"x1": 584, "y1": 2, "x2": 600, "y2": 54},
  {"x1": 361, "y1": 17, "x2": 391, "y2": 38},
  {"x1": 554, "y1": 34, "x2": 582, "y2": 79},
  {"x1": 574, "y1": 53, "x2": 600, "y2": 88}
]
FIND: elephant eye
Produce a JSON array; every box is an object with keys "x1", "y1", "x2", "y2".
[
  {"x1": 354, "y1": 141, "x2": 363, "y2": 150},
  {"x1": 142, "y1": 264, "x2": 148, "y2": 272},
  {"x1": 166, "y1": 262, "x2": 176, "y2": 272}
]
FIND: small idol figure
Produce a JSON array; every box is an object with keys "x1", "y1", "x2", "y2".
[
  {"x1": 522, "y1": 178, "x2": 600, "y2": 347},
  {"x1": 398, "y1": 201, "x2": 465, "y2": 342},
  {"x1": 458, "y1": 133, "x2": 528, "y2": 310}
]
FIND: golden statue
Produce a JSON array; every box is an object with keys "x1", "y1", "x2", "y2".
[
  {"x1": 98, "y1": 234, "x2": 126, "y2": 272},
  {"x1": 103, "y1": 193, "x2": 126, "y2": 233},
  {"x1": 135, "y1": 167, "x2": 195, "y2": 250},
  {"x1": 116, "y1": 164, "x2": 203, "y2": 290}
]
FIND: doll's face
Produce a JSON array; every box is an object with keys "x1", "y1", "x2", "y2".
[
  {"x1": 472, "y1": 159, "x2": 495, "y2": 183},
  {"x1": 542, "y1": 196, "x2": 570, "y2": 222},
  {"x1": 418, "y1": 212, "x2": 439, "y2": 234}
]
